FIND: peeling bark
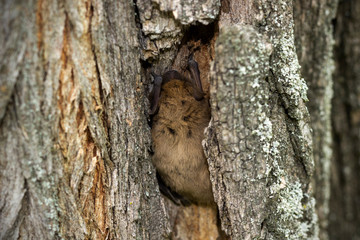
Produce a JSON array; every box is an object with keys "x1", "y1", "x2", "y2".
[{"x1": 136, "y1": 0, "x2": 220, "y2": 67}]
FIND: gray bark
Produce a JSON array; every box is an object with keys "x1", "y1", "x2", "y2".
[
  {"x1": 0, "y1": 0, "x2": 169, "y2": 239},
  {"x1": 204, "y1": 25, "x2": 272, "y2": 238},
  {"x1": 293, "y1": 1, "x2": 338, "y2": 239},
  {"x1": 204, "y1": 1, "x2": 318, "y2": 239},
  {"x1": 0, "y1": 0, "x2": 347, "y2": 239}
]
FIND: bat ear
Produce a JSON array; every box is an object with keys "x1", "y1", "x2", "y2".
[
  {"x1": 151, "y1": 72, "x2": 163, "y2": 86},
  {"x1": 149, "y1": 72, "x2": 163, "y2": 115},
  {"x1": 188, "y1": 57, "x2": 204, "y2": 101}
]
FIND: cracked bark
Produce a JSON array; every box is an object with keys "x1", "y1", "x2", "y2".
[
  {"x1": 0, "y1": 0, "x2": 169, "y2": 239},
  {"x1": 0, "y1": 0, "x2": 349, "y2": 239},
  {"x1": 202, "y1": 1, "x2": 319, "y2": 239}
]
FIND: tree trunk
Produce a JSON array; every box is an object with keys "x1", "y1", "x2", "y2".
[
  {"x1": 0, "y1": 0, "x2": 169, "y2": 239},
  {"x1": 204, "y1": 1, "x2": 319, "y2": 239},
  {"x1": 293, "y1": 1, "x2": 338, "y2": 239},
  {"x1": 0, "y1": 0, "x2": 355, "y2": 239},
  {"x1": 330, "y1": 0, "x2": 360, "y2": 239}
]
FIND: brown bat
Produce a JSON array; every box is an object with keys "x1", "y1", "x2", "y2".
[{"x1": 149, "y1": 58, "x2": 214, "y2": 206}]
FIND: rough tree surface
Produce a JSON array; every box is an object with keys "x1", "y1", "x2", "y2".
[
  {"x1": 0, "y1": 0, "x2": 356, "y2": 239},
  {"x1": 204, "y1": 1, "x2": 318, "y2": 239},
  {"x1": 0, "y1": 0, "x2": 169, "y2": 239},
  {"x1": 293, "y1": 1, "x2": 338, "y2": 239}
]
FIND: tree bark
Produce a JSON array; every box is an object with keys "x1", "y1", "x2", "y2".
[
  {"x1": 330, "y1": 0, "x2": 360, "y2": 239},
  {"x1": 0, "y1": 0, "x2": 170, "y2": 239},
  {"x1": 0, "y1": 0, "x2": 353, "y2": 239},
  {"x1": 204, "y1": 1, "x2": 319, "y2": 239},
  {"x1": 293, "y1": 1, "x2": 338, "y2": 239}
]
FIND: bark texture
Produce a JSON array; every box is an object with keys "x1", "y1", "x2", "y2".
[
  {"x1": 1, "y1": 0, "x2": 63, "y2": 238},
  {"x1": 204, "y1": 25, "x2": 272, "y2": 239},
  {"x1": 293, "y1": 1, "x2": 338, "y2": 239},
  {"x1": 136, "y1": 0, "x2": 220, "y2": 65},
  {"x1": 330, "y1": 0, "x2": 360, "y2": 239},
  {"x1": 1, "y1": 0, "x2": 351, "y2": 239},
  {"x1": 204, "y1": 1, "x2": 318, "y2": 239},
  {"x1": 0, "y1": 0, "x2": 170, "y2": 239}
]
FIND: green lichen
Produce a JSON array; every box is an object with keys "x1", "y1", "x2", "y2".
[
  {"x1": 259, "y1": 0, "x2": 315, "y2": 176},
  {"x1": 210, "y1": 5, "x2": 318, "y2": 235},
  {"x1": 260, "y1": 1, "x2": 310, "y2": 114},
  {"x1": 273, "y1": 34, "x2": 309, "y2": 104},
  {"x1": 209, "y1": 25, "x2": 279, "y2": 238},
  {"x1": 255, "y1": 1, "x2": 318, "y2": 239},
  {"x1": 267, "y1": 178, "x2": 318, "y2": 240}
]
